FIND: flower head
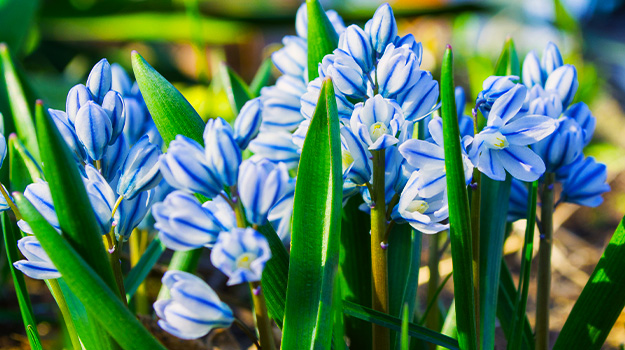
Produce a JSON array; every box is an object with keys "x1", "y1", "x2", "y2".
[
  {"x1": 392, "y1": 172, "x2": 449, "y2": 234},
  {"x1": 14, "y1": 236, "x2": 61, "y2": 280},
  {"x1": 365, "y1": 3, "x2": 398, "y2": 55},
  {"x1": 203, "y1": 117, "x2": 242, "y2": 187},
  {"x1": 117, "y1": 135, "x2": 162, "y2": 200},
  {"x1": 350, "y1": 94, "x2": 403, "y2": 150},
  {"x1": 86, "y1": 58, "x2": 112, "y2": 104},
  {"x1": 377, "y1": 43, "x2": 421, "y2": 98},
  {"x1": 559, "y1": 156, "x2": 610, "y2": 207},
  {"x1": 66, "y1": 84, "x2": 92, "y2": 127},
  {"x1": 233, "y1": 98, "x2": 263, "y2": 149},
  {"x1": 532, "y1": 116, "x2": 584, "y2": 173},
  {"x1": 74, "y1": 101, "x2": 112, "y2": 160},
  {"x1": 210, "y1": 228, "x2": 272, "y2": 285},
  {"x1": 238, "y1": 157, "x2": 290, "y2": 226}
]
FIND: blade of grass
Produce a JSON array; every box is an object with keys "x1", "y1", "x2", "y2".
[
  {"x1": 441, "y1": 45, "x2": 477, "y2": 350},
  {"x1": 282, "y1": 77, "x2": 342, "y2": 350}
]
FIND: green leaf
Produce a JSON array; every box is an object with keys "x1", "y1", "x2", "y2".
[
  {"x1": 436, "y1": 300, "x2": 458, "y2": 350},
  {"x1": 220, "y1": 64, "x2": 253, "y2": 115},
  {"x1": 339, "y1": 196, "x2": 372, "y2": 350},
  {"x1": 401, "y1": 303, "x2": 410, "y2": 350},
  {"x1": 249, "y1": 58, "x2": 274, "y2": 97},
  {"x1": 35, "y1": 101, "x2": 118, "y2": 296},
  {"x1": 343, "y1": 301, "x2": 460, "y2": 350},
  {"x1": 508, "y1": 181, "x2": 538, "y2": 350},
  {"x1": 282, "y1": 77, "x2": 342, "y2": 350},
  {"x1": 0, "y1": 0, "x2": 39, "y2": 54},
  {"x1": 494, "y1": 38, "x2": 520, "y2": 76},
  {"x1": 440, "y1": 46, "x2": 477, "y2": 350},
  {"x1": 306, "y1": 0, "x2": 339, "y2": 82},
  {"x1": 8, "y1": 134, "x2": 41, "y2": 192},
  {"x1": 131, "y1": 50, "x2": 206, "y2": 148},
  {"x1": 2, "y1": 212, "x2": 42, "y2": 350},
  {"x1": 553, "y1": 214, "x2": 625, "y2": 350},
  {"x1": 0, "y1": 44, "x2": 39, "y2": 160},
  {"x1": 257, "y1": 223, "x2": 289, "y2": 328},
  {"x1": 497, "y1": 262, "x2": 534, "y2": 350},
  {"x1": 14, "y1": 193, "x2": 167, "y2": 350},
  {"x1": 125, "y1": 238, "x2": 165, "y2": 302}
]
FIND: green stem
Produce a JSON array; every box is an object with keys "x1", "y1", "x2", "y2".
[
  {"x1": 48, "y1": 279, "x2": 81, "y2": 350},
  {"x1": 250, "y1": 281, "x2": 276, "y2": 350},
  {"x1": 110, "y1": 237, "x2": 127, "y2": 306},
  {"x1": 426, "y1": 232, "x2": 441, "y2": 336},
  {"x1": 469, "y1": 169, "x2": 481, "y2": 345},
  {"x1": 536, "y1": 172, "x2": 555, "y2": 350},
  {"x1": 371, "y1": 149, "x2": 389, "y2": 350},
  {"x1": 0, "y1": 182, "x2": 21, "y2": 220}
]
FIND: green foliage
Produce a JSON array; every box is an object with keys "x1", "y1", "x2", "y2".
[
  {"x1": 257, "y1": 223, "x2": 289, "y2": 329},
  {"x1": 0, "y1": 0, "x2": 39, "y2": 54},
  {"x1": 498, "y1": 262, "x2": 534, "y2": 350},
  {"x1": 282, "y1": 78, "x2": 342, "y2": 349},
  {"x1": 306, "y1": 0, "x2": 339, "y2": 82},
  {"x1": 8, "y1": 135, "x2": 40, "y2": 193},
  {"x1": 124, "y1": 238, "x2": 165, "y2": 302},
  {"x1": 220, "y1": 64, "x2": 253, "y2": 115},
  {"x1": 250, "y1": 58, "x2": 274, "y2": 97}
]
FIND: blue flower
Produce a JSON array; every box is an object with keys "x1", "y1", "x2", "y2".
[
  {"x1": 159, "y1": 135, "x2": 223, "y2": 198},
  {"x1": 14, "y1": 236, "x2": 61, "y2": 280},
  {"x1": 365, "y1": 3, "x2": 398, "y2": 55},
  {"x1": 392, "y1": 172, "x2": 449, "y2": 234},
  {"x1": 49, "y1": 109, "x2": 86, "y2": 162},
  {"x1": 339, "y1": 24, "x2": 374, "y2": 73},
  {"x1": 154, "y1": 271, "x2": 233, "y2": 340},
  {"x1": 210, "y1": 227, "x2": 272, "y2": 285},
  {"x1": 322, "y1": 48, "x2": 369, "y2": 99},
  {"x1": 395, "y1": 70, "x2": 439, "y2": 122},
  {"x1": 0, "y1": 184, "x2": 10, "y2": 212},
  {"x1": 522, "y1": 42, "x2": 564, "y2": 88},
  {"x1": 272, "y1": 36, "x2": 307, "y2": 78},
  {"x1": 267, "y1": 178, "x2": 295, "y2": 241},
  {"x1": 532, "y1": 116, "x2": 584, "y2": 173},
  {"x1": 117, "y1": 135, "x2": 162, "y2": 200},
  {"x1": 248, "y1": 131, "x2": 300, "y2": 169},
  {"x1": 300, "y1": 77, "x2": 354, "y2": 123},
  {"x1": 563, "y1": 102, "x2": 595, "y2": 146},
  {"x1": 19, "y1": 181, "x2": 59, "y2": 234},
  {"x1": 395, "y1": 34, "x2": 423, "y2": 62},
  {"x1": 544, "y1": 65, "x2": 578, "y2": 108},
  {"x1": 115, "y1": 188, "x2": 155, "y2": 240},
  {"x1": 74, "y1": 101, "x2": 112, "y2": 161},
  {"x1": 560, "y1": 156, "x2": 610, "y2": 207},
  {"x1": 65, "y1": 84, "x2": 92, "y2": 127},
  {"x1": 123, "y1": 96, "x2": 150, "y2": 144},
  {"x1": 295, "y1": 3, "x2": 345, "y2": 40},
  {"x1": 541, "y1": 42, "x2": 564, "y2": 77},
  {"x1": 233, "y1": 98, "x2": 262, "y2": 149},
  {"x1": 153, "y1": 191, "x2": 231, "y2": 251},
  {"x1": 359, "y1": 146, "x2": 405, "y2": 208},
  {"x1": 260, "y1": 75, "x2": 307, "y2": 131},
  {"x1": 83, "y1": 164, "x2": 116, "y2": 235},
  {"x1": 111, "y1": 63, "x2": 132, "y2": 96},
  {"x1": 454, "y1": 87, "x2": 475, "y2": 138},
  {"x1": 377, "y1": 43, "x2": 421, "y2": 98},
  {"x1": 507, "y1": 178, "x2": 529, "y2": 223},
  {"x1": 475, "y1": 76, "x2": 518, "y2": 117},
  {"x1": 101, "y1": 133, "x2": 129, "y2": 185},
  {"x1": 350, "y1": 94, "x2": 403, "y2": 150},
  {"x1": 471, "y1": 84, "x2": 556, "y2": 181},
  {"x1": 238, "y1": 157, "x2": 290, "y2": 226},
  {"x1": 204, "y1": 118, "x2": 241, "y2": 187},
  {"x1": 340, "y1": 125, "x2": 372, "y2": 185},
  {"x1": 86, "y1": 58, "x2": 112, "y2": 104},
  {"x1": 101, "y1": 90, "x2": 125, "y2": 144},
  {"x1": 527, "y1": 85, "x2": 563, "y2": 118}
]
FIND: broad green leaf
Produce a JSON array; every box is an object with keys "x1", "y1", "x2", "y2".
[
  {"x1": 125, "y1": 238, "x2": 165, "y2": 302},
  {"x1": 0, "y1": 44, "x2": 39, "y2": 160},
  {"x1": 343, "y1": 301, "x2": 460, "y2": 350},
  {"x1": 2, "y1": 212, "x2": 42, "y2": 350},
  {"x1": 15, "y1": 193, "x2": 167, "y2": 350},
  {"x1": 220, "y1": 64, "x2": 253, "y2": 115},
  {"x1": 498, "y1": 262, "x2": 534, "y2": 350},
  {"x1": 258, "y1": 223, "x2": 289, "y2": 329},
  {"x1": 553, "y1": 214, "x2": 625, "y2": 350},
  {"x1": 35, "y1": 102, "x2": 118, "y2": 295},
  {"x1": 440, "y1": 46, "x2": 477, "y2": 350},
  {"x1": 249, "y1": 58, "x2": 274, "y2": 97},
  {"x1": 306, "y1": 0, "x2": 339, "y2": 82},
  {"x1": 282, "y1": 78, "x2": 342, "y2": 350},
  {"x1": 339, "y1": 196, "x2": 372, "y2": 350},
  {"x1": 9, "y1": 134, "x2": 41, "y2": 192},
  {"x1": 0, "y1": 0, "x2": 39, "y2": 54},
  {"x1": 509, "y1": 181, "x2": 538, "y2": 350}
]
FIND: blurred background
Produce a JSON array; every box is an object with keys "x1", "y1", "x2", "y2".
[{"x1": 1, "y1": 0, "x2": 625, "y2": 348}]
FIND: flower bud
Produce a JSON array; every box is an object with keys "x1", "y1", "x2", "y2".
[
  {"x1": 533, "y1": 116, "x2": 584, "y2": 172},
  {"x1": 74, "y1": 101, "x2": 112, "y2": 160},
  {"x1": 248, "y1": 131, "x2": 301, "y2": 169},
  {"x1": 365, "y1": 3, "x2": 398, "y2": 54},
  {"x1": 260, "y1": 75, "x2": 306, "y2": 131},
  {"x1": 66, "y1": 84, "x2": 92, "y2": 126},
  {"x1": 203, "y1": 117, "x2": 241, "y2": 187},
  {"x1": 339, "y1": 24, "x2": 374, "y2": 73},
  {"x1": 377, "y1": 44, "x2": 421, "y2": 98},
  {"x1": 159, "y1": 135, "x2": 223, "y2": 198},
  {"x1": 153, "y1": 191, "x2": 228, "y2": 250},
  {"x1": 22, "y1": 181, "x2": 59, "y2": 233},
  {"x1": 350, "y1": 94, "x2": 403, "y2": 150},
  {"x1": 295, "y1": 3, "x2": 345, "y2": 39},
  {"x1": 392, "y1": 172, "x2": 449, "y2": 234},
  {"x1": 395, "y1": 70, "x2": 438, "y2": 122},
  {"x1": 154, "y1": 271, "x2": 233, "y2": 339},
  {"x1": 101, "y1": 90, "x2": 125, "y2": 144},
  {"x1": 340, "y1": 125, "x2": 372, "y2": 185},
  {"x1": 563, "y1": 102, "x2": 595, "y2": 145},
  {"x1": 560, "y1": 156, "x2": 610, "y2": 207},
  {"x1": 325, "y1": 49, "x2": 369, "y2": 98},
  {"x1": 83, "y1": 164, "x2": 116, "y2": 235},
  {"x1": 122, "y1": 96, "x2": 149, "y2": 144},
  {"x1": 101, "y1": 133, "x2": 129, "y2": 184},
  {"x1": 116, "y1": 188, "x2": 155, "y2": 240},
  {"x1": 507, "y1": 178, "x2": 529, "y2": 223},
  {"x1": 49, "y1": 109, "x2": 86, "y2": 162},
  {"x1": 541, "y1": 41, "x2": 563, "y2": 76},
  {"x1": 272, "y1": 36, "x2": 307, "y2": 78},
  {"x1": 300, "y1": 77, "x2": 354, "y2": 122},
  {"x1": 522, "y1": 51, "x2": 544, "y2": 88},
  {"x1": 476, "y1": 76, "x2": 518, "y2": 117},
  {"x1": 395, "y1": 34, "x2": 423, "y2": 64},
  {"x1": 86, "y1": 58, "x2": 112, "y2": 104},
  {"x1": 210, "y1": 228, "x2": 272, "y2": 285},
  {"x1": 110, "y1": 63, "x2": 132, "y2": 96},
  {"x1": 117, "y1": 135, "x2": 162, "y2": 200},
  {"x1": 14, "y1": 236, "x2": 61, "y2": 280},
  {"x1": 238, "y1": 157, "x2": 290, "y2": 225},
  {"x1": 544, "y1": 64, "x2": 578, "y2": 108},
  {"x1": 233, "y1": 98, "x2": 262, "y2": 149}
]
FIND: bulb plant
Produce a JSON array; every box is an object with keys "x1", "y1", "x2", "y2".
[{"x1": 0, "y1": 2, "x2": 622, "y2": 350}]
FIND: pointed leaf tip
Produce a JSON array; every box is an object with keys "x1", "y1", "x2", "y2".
[{"x1": 447, "y1": 44, "x2": 452, "y2": 50}]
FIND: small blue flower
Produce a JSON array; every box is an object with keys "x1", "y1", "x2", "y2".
[
  {"x1": 86, "y1": 58, "x2": 112, "y2": 104},
  {"x1": 323, "y1": 49, "x2": 369, "y2": 99},
  {"x1": 123, "y1": 96, "x2": 150, "y2": 144},
  {"x1": 65, "y1": 84, "x2": 93, "y2": 127},
  {"x1": 233, "y1": 98, "x2": 262, "y2": 149},
  {"x1": 117, "y1": 135, "x2": 162, "y2": 200},
  {"x1": 476, "y1": 75, "x2": 518, "y2": 117},
  {"x1": 0, "y1": 184, "x2": 10, "y2": 212},
  {"x1": 260, "y1": 75, "x2": 307, "y2": 131},
  {"x1": 359, "y1": 146, "x2": 405, "y2": 208},
  {"x1": 541, "y1": 41, "x2": 564, "y2": 77},
  {"x1": 115, "y1": 188, "x2": 155, "y2": 240},
  {"x1": 0, "y1": 134, "x2": 7, "y2": 168},
  {"x1": 295, "y1": 3, "x2": 345, "y2": 40},
  {"x1": 153, "y1": 191, "x2": 231, "y2": 251},
  {"x1": 101, "y1": 90, "x2": 125, "y2": 145},
  {"x1": 350, "y1": 94, "x2": 403, "y2": 150},
  {"x1": 563, "y1": 102, "x2": 595, "y2": 146},
  {"x1": 471, "y1": 84, "x2": 556, "y2": 181},
  {"x1": 83, "y1": 164, "x2": 116, "y2": 235},
  {"x1": 238, "y1": 157, "x2": 290, "y2": 226},
  {"x1": 365, "y1": 3, "x2": 398, "y2": 55},
  {"x1": 392, "y1": 172, "x2": 449, "y2": 234},
  {"x1": 74, "y1": 101, "x2": 112, "y2": 161},
  {"x1": 111, "y1": 63, "x2": 132, "y2": 96},
  {"x1": 49, "y1": 109, "x2": 86, "y2": 162},
  {"x1": 154, "y1": 271, "x2": 233, "y2": 340},
  {"x1": 339, "y1": 24, "x2": 374, "y2": 73},
  {"x1": 101, "y1": 133, "x2": 129, "y2": 185},
  {"x1": 267, "y1": 178, "x2": 295, "y2": 241},
  {"x1": 210, "y1": 227, "x2": 272, "y2": 285},
  {"x1": 19, "y1": 181, "x2": 59, "y2": 234},
  {"x1": 159, "y1": 135, "x2": 223, "y2": 198},
  {"x1": 300, "y1": 77, "x2": 354, "y2": 122},
  {"x1": 544, "y1": 65, "x2": 578, "y2": 109},
  {"x1": 14, "y1": 236, "x2": 61, "y2": 280},
  {"x1": 507, "y1": 178, "x2": 529, "y2": 223},
  {"x1": 395, "y1": 34, "x2": 423, "y2": 63},
  {"x1": 204, "y1": 118, "x2": 242, "y2": 187},
  {"x1": 248, "y1": 131, "x2": 300, "y2": 169},
  {"x1": 560, "y1": 156, "x2": 610, "y2": 207},
  {"x1": 533, "y1": 117, "x2": 584, "y2": 173},
  {"x1": 395, "y1": 70, "x2": 439, "y2": 122},
  {"x1": 377, "y1": 43, "x2": 421, "y2": 98},
  {"x1": 272, "y1": 36, "x2": 307, "y2": 78},
  {"x1": 527, "y1": 85, "x2": 563, "y2": 118},
  {"x1": 522, "y1": 51, "x2": 544, "y2": 88},
  {"x1": 454, "y1": 87, "x2": 475, "y2": 138},
  {"x1": 340, "y1": 124, "x2": 372, "y2": 185}
]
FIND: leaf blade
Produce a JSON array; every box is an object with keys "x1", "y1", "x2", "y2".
[
  {"x1": 220, "y1": 64, "x2": 253, "y2": 115},
  {"x1": 306, "y1": 0, "x2": 339, "y2": 82}
]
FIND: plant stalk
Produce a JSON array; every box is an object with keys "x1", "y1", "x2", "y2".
[
  {"x1": 536, "y1": 172, "x2": 555, "y2": 350},
  {"x1": 469, "y1": 169, "x2": 481, "y2": 344},
  {"x1": 48, "y1": 279, "x2": 81, "y2": 350},
  {"x1": 370, "y1": 149, "x2": 389, "y2": 349},
  {"x1": 426, "y1": 232, "x2": 441, "y2": 337},
  {"x1": 250, "y1": 281, "x2": 276, "y2": 350}
]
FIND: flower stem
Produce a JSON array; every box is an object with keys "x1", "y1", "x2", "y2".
[
  {"x1": 249, "y1": 281, "x2": 276, "y2": 350},
  {"x1": 47, "y1": 279, "x2": 81, "y2": 350},
  {"x1": 426, "y1": 232, "x2": 441, "y2": 337},
  {"x1": 536, "y1": 172, "x2": 555, "y2": 350},
  {"x1": 0, "y1": 184, "x2": 21, "y2": 221},
  {"x1": 469, "y1": 169, "x2": 481, "y2": 343},
  {"x1": 234, "y1": 317, "x2": 261, "y2": 349},
  {"x1": 370, "y1": 149, "x2": 389, "y2": 349}
]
